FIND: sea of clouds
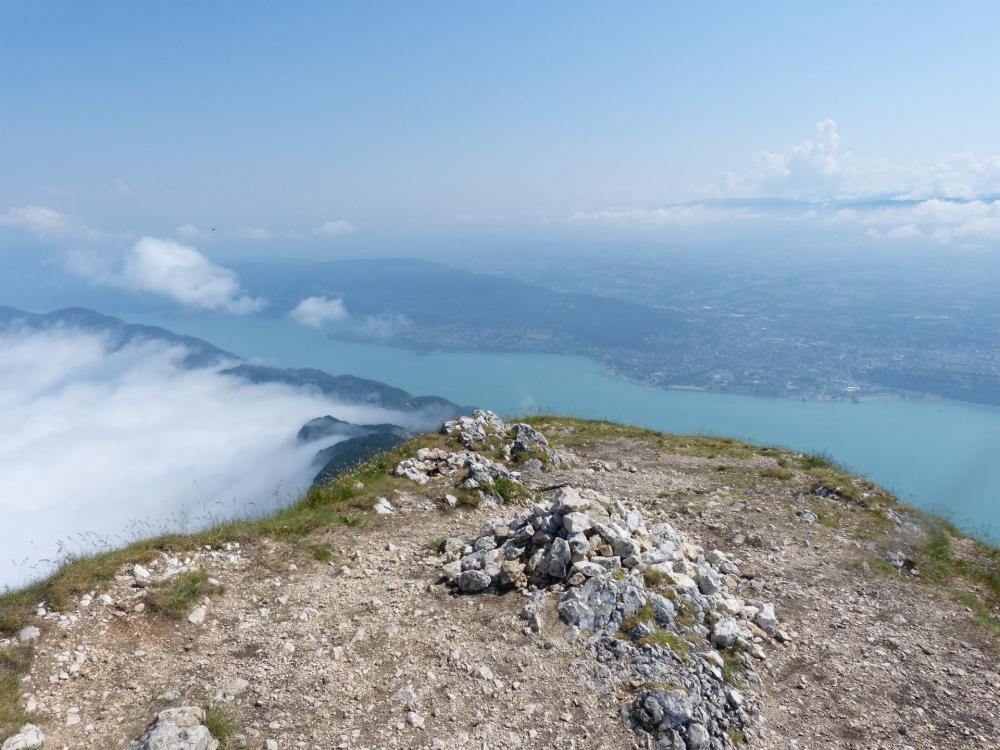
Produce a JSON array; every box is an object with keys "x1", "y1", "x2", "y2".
[{"x1": 0, "y1": 326, "x2": 414, "y2": 590}]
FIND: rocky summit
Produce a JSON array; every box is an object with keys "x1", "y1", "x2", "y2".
[{"x1": 1, "y1": 412, "x2": 998, "y2": 749}]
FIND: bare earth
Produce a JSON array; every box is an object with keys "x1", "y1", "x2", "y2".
[{"x1": 9, "y1": 425, "x2": 1000, "y2": 750}]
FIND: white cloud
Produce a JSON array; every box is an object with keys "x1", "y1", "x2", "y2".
[
  {"x1": 575, "y1": 121, "x2": 1000, "y2": 243},
  {"x1": 289, "y1": 296, "x2": 349, "y2": 327},
  {"x1": 315, "y1": 219, "x2": 355, "y2": 237},
  {"x1": 838, "y1": 199, "x2": 1000, "y2": 244},
  {"x1": 71, "y1": 237, "x2": 266, "y2": 314},
  {"x1": 0, "y1": 327, "x2": 426, "y2": 589},
  {"x1": 721, "y1": 120, "x2": 1000, "y2": 202},
  {"x1": 0, "y1": 205, "x2": 102, "y2": 241}
]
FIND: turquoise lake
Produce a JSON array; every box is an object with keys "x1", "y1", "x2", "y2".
[{"x1": 135, "y1": 314, "x2": 1000, "y2": 541}]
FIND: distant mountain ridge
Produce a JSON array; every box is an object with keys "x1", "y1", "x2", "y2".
[
  {"x1": 0, "y1": 305, "x2": 231, "y2": 368},
  {"x1": 0, "y1": 306, "x2": 466, "y2": 483}
]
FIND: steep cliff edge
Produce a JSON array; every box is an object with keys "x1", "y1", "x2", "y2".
[{"x1": 1, "y1": 414, "x2": 998, "y2": 749}]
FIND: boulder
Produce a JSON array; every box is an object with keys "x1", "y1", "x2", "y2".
[
  {"x1": 124, "y1": 707, "x2": 218, "y2": 750},
  {"x1": 2, "y1": 725, "x2": 44, "y2": 750}
]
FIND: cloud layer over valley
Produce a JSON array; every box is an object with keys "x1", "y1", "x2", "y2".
[{"x1": 0, "y1": 326, "x2": 416, "y2": 589}]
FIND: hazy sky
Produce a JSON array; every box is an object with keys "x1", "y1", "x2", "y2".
[{"x1": 3, "y1": 2, "x2": 1000, "y2": 252}]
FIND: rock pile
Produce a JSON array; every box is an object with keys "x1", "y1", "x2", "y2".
[
  {"x1": 441, "y1": 485, "x2": 782, "y2": 750},
  {"x1": 394, "y1": 447, "x2": 520, "y2": 490},
  {"x1": 442, "y1": 409, "x2": 558, "y2": 466},
  {"x1": 124, "y1": 706, "x2": 218, "y2": 750},
  {"x1": 394, "y1": 411, "x2": 564, "y2": 497}
]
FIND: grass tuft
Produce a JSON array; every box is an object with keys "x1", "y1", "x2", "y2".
[
  {"x1": 759, "y1": 466, "x2": 793, "y2": 481},
  {"x1": 637, "y1": 629, "x2": 690, "y2": 658},
  {"x1": 492, "y1": 477, "x2": 523, "y2": 503},
  {"x1": 148, "y1": 570, "x2": 218, "y2": 619},
  {"x1": 203, "y1": 706, "x2": 236, "y2": 747},
  {"x1": 306, "y1": 544, "x2": 333, "y2": 562}
]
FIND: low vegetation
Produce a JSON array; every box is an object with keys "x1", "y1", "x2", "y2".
[
  {"x1": 492, "y1": 476, "x2": 523, "y2": 503},
  {"x1": 637, "y1": 628, "x2": 691, "y2": 658},
  {"x1": 306, "y1": 543, "x2": 333, "y2": 562},
  {"x1": 0, "y1": 645, "x2": 32, "y2": 739},
  {"x1": 148, "y1": 570, "x2": 219, "y2": 619},
  {"x1": 202, "y1": 706, "x2": 236, "y2": 748}
]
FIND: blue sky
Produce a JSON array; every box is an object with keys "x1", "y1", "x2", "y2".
[{"x1": 2, "y1": 1, "x2": 1000, "y2": 252}]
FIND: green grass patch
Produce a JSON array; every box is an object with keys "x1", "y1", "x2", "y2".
[
  {"x1": 637, "y1": 629, "x2": 690, "y2": 658},
  {"x1": 148, "y1": 570, "x2": 219, "y2": 619},
  {"x1": 642, "y1": 568, "x2": 668, "y2": 588},
  {"x1": 759, "y1": 466, "x2": 794, "y2": 481},
  {"x1": 425, "y1": 536, "x2": 446, "y2": 553},
  {"x1": 621, "y1": 603, "x2": 656, "y2": 632},
  {"x1": 306, "y1": 544, "x2": 333, "y2": 562},
  {"x1": 722, "y1": 650, "x2": 746, "y2": 685},
  {"x1": 955, "y1": 592, "x2": 1000, "y2": 636},
  {"x1": 203, "y1": 706, "x2": 236, "y2": 747},
  {"x1": 510, "y1": 443, "x2": 551, "y2": 467},
  {"x1": 492, "y1": 477, "x2": 523, "y2": 503},
  {"x1": 816, "y1": 511, "x2": 840, "y2": 529}
]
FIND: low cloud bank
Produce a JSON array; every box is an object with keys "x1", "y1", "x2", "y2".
[{"x1": 0, "y1": 327, "x2": 414, "y2": 590}]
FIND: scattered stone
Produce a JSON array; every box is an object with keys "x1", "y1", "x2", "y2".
[
  {"x1": 711, "y1": 619, "x2": 741, "y2": 648},
  {"x1": 132, "y1": 564, "x2": 153, "y2": 588},
  {"x1": 471, "y1": 665, "x2": 494, "y2": 681},
  {"x1": 17, "y1": 626, "x2": 40, "y2": 643},
  {"x1": 214, "y1": 678, "x2": 250, "y2": 703},
  {"x1": 374, "y1": 497, "x2": 396, "y2": 515},
  {"x1": 406, "y1": 711, "x2": 425, "y2": 729},
  {"x1": 187, "y1": 604, "x2": 208, "y2": 625}
]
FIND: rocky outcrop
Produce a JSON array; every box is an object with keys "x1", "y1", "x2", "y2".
[
  {"x1": 395, "y1": 447, "x2": 519, "y2": 492},
  {"x1": 442, "y1": 410, "x2": 561, "y2": 466},
  {"x1": 124, "y1": 707, "x2": 218, "y2": 750}
]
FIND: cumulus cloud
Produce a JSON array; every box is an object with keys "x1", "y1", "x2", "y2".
[
  {"x1": 721, "y1": 120, "x2": 1000, "y2": 202},
  {"x1": 0, "y1": 205, "x2": 102, "y2": 241},
  {"x1": 576, "y1": 121, "x2": 1000, "y2": 243},
  {"x1": 315, "y1": 219, "x2": 355, "y2": 237},
  {"x1": 70, "y1": 236, "x2": 266, "y2": 314},
  {"x1": 0, "y1": 327, "x2": 423, "y2": 589},
  {"x1": 289, "y1": 296, "x2": 349, "y2": 327},
  {"x1": 837, "y1": 199, "x2": 1000, "y2": 244}
]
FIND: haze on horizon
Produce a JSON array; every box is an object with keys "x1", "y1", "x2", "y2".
[{"x1": 3, "y1": 1, "x2": 1000, "y2": 265}]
